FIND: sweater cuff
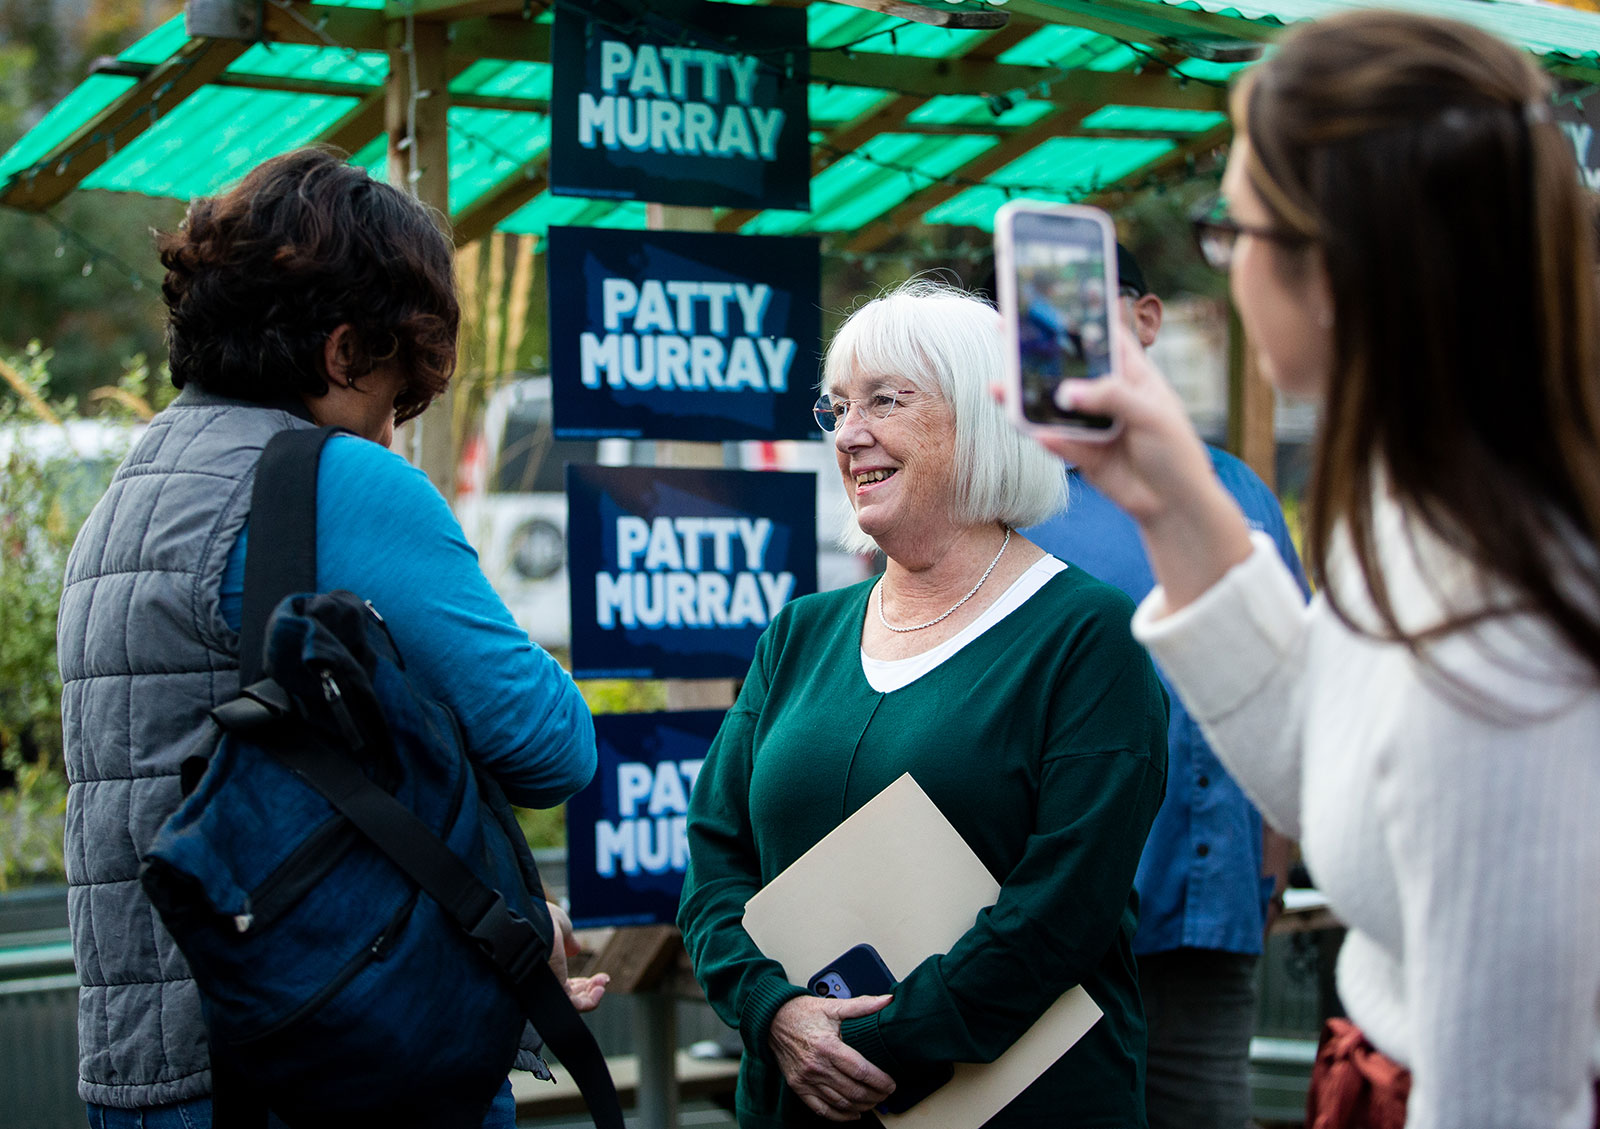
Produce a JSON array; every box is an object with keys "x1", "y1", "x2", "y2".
[
  {"x1": 739, "y1": 977, "x2": 811, "y2": 1064},
  {"x1": 1131, "y1": 530, "x2": 1306, "y2": 723},
  {"x1": 838, "y1": 1012, "x2": 902, "y2": 1074}
]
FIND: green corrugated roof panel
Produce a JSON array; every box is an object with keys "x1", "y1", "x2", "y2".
[
  {"x1": 80, "y1": 86, "x2": 361, "y2": 198},
  {"x1": 1047, "y1": 0, "x2": 1600, "y2": 68},
  {"x1": 119, "y1": 16, "x2": 188, "y2": 65},
  {"x1": 805, "y1": 6, "x2": 991, "y2": 57},
  {"x1": 742, "y1": 130, "x2": 999, "y2": 234},
  {"x1": 451, "y1": 60, "x2": 551, "y2": 102},
  {"x1": 351, "y1": 108, "x2": 550, "y2": 213},
  {"x1": 1080, "y1": 104, "x2": 1227, "y2": 132},
  {"x1": 442, "y1": 107, "x2": 551, "y2": 212},
  {"x1": 497, "y1": 192, "x2": 648, "y2": 239},
  {"x1": 811, "y1": 84, "x2": 894, "y2": 126},
  {"x1": 998, "y1": 25, "x2": 1141, "y2": 72},
  {"x1": 923, "y1": 135, "x2": 1177, "y2": 228},
  {"x1": 229, "y1": 41, "x2": 388, "y2": 86},
  {"x1": 908, "y1": 94, "x2": 1056, "y2": 128},
  {"x1": 0, "y1": 75, "x2": 136, "y2": 180}
]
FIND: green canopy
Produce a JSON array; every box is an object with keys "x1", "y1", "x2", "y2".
[{"x1": 7, "y1": 0, "x2": 1590, "y2": 252}]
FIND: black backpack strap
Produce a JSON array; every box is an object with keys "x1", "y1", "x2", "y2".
[
  {"x1": 213, "y1": 426, "x2": 336, "y2": 1129},
  {"x1": 239, "y1": 427, "x2": 337, "y2": 684},
  {"x1": 270, "y1": 739, "x2": 626, "y2": 1129}
]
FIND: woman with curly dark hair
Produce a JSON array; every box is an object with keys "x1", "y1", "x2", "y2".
[{"x1": 58, "y1": 147, "x2": 603, "y2": 1129}]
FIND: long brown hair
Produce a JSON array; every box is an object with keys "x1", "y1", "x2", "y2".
[{"x1": 1238, "y1": 11, "x2": 1600, "y2": 681}]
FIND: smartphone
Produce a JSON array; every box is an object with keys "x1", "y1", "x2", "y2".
[
  {"x1": 995, "y1": 200, "x2": 1122, "y2": 441},
  {"x1": 807, "y1": 942, "x2": 896, "y2": 1000},
  {"x1": 806, "y1": 944, "x2": 954, "y2": 1114}
]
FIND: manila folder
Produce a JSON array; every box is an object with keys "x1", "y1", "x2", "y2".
[{"x1": 741, "y1": 773, "x2": 1103, "y2": 1129}]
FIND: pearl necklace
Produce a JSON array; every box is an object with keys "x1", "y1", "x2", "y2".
[{"x1": 876, "y1": 528, "x2": 1012, "y2": 633}]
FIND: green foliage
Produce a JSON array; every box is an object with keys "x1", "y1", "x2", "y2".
[
  {"x1": 0, "y1": 345, "x2": 146, "y2": 889},
  {"x1": 0, "y1": 1, "x2": 185, "y2": 405},
  {"x1": 1115, "y1": 177, "x2": 1231, "y2": 303}
]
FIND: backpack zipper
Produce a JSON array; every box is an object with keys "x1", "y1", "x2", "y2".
[{"x1": 232, "y1": 891, "x2": 420, "y2": 1045}]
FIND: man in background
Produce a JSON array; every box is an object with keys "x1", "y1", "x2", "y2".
[{"x1": 1023, "y1": 245, "x2": 1308, "y2": 1129}]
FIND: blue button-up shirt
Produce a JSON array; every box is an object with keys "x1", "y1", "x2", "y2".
[{"x1": 1024, "y1": 448, "x2": 1308, "y2": 956}]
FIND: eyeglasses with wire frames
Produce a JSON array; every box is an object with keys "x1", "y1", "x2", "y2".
[
  {"x1": 813, "y1": 387, "x2": 919, "y2": 433},
  {"x1": 1189, "y1": 192, "x2": 1310, "y2": 271}
]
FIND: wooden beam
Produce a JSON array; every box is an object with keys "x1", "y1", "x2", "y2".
[
  {"x1": 264, "y1": 2, "x2": 552, "y2": 61},
  {"x1": 842, "y1": 101, "x2": 1092, "y2": 253},
  {"x1": 715, "y1": 17, "x2": 1039, "y2": 233},
  {"x1": 809, "y1": 51, "x2": 1225, "y2": 110},
  {"x1": 1002, "y1": 0, "x2": 1175, "y2": 45},
  {"x1": 817, "y1": 0, "x2": 1010, "y2": 29},
  {"x1": 317, "y1": 92, "x2": 386, "y2": 155},
  {"x1": 1082, "y1": 118, "x2": 1231, "y2": 208},
  {"x1": 891, "y1": 121, "x2": 1211, "y2": 141},
  {"x1": 0, "y1": 36, "x2": 247, "y2": 211},
  {"x1": 1227, "y1": 303, "x2": 1275, "y2": 488},
  {"x1": 1009, "y1": 0, "x2": 1274, "y2": 44},
  {"x1": 452, "y1": 161, "x2": 549, "y2": 245},
  {"x1": 447, "y1": 16, "x2": 552, "y2": 62},
  {"x1": 90, "y1": 57, "x2": 549, "y2": 113},
  {"x1": 384, "y1": 0, "x2": 524, "y2": 19},
  {"x1": 263, "y1": 2, "x2": 1216, "y2": 110},
  {"x1": 261, "y1": 1, "x2": 392, "y2": 51}
]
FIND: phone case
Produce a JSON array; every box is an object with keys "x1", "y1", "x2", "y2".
[
  {"x1": 995, "y1": 199, "x2": 1124, "y2": 442},
  {"x1": 805, "y1": 944, "x2": 955, "y2": 1114}
]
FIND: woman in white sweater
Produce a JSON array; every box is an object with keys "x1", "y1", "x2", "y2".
[{"x1": 1038, "y1": 11, "x2": 1600, "y2": 1129}]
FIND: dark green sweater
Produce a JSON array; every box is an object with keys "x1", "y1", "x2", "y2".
[{"x1": 678, "y1": 566, "x2": 1169, "y2": 1128}]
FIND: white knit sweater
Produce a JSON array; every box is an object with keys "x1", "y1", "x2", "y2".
[{"x1": 1131, "y1": 497, "x2": 1600, "y2": 1129}]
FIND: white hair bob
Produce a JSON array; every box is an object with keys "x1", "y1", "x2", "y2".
[{"x1": 823, "y1": 278, "x2": 1068, "y2": 554}]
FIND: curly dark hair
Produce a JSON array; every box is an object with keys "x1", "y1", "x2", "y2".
[{"x1": 157, "y1": 147, "x2": 459, "y2": 422}]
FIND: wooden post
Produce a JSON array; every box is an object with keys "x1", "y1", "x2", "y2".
[
  {"x1": 386, "y1": 15, "x2": 456, "y2": 496},
  {"x1": 1226, "y1": 304, "x2": 1276, "y2": 491}
]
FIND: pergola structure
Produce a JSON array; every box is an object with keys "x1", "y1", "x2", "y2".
[{"x1": 5, "y1": 0, "x2": 1600, "y2": 486}]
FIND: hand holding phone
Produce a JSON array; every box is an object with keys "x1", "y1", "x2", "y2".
[
  {"x1": 995, "y1": 201, "x2": 1123, "y2": 441},
  {"x1": 806, "y1": 944, "x2": 955, "y2": 1114}
]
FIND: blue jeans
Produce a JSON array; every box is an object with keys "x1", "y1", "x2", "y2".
[{"x1": 87, "y1": 1078, "x2": 517, "y2": 1128}]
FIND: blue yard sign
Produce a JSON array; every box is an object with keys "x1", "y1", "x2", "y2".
[
  {"x1": 548, "y1": 225, "x2": 821, "y2": 441},
  {"x1": 564, "y1": 709, "x2": 725, "y2": 929},
  {"x1": 550, "y1": 0, "x2": 810, "y2": 210},
  {"x1": 567, "y1": 465, "x2": 817, "y2": 679}
]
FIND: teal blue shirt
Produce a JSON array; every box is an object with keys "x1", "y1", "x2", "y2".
[{"x1": 221, "y1": 434, "x2": 593, "y2": 808}]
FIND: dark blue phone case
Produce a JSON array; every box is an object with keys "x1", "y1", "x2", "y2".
[{"x1": 805, "y1": 944, "x2": 955, "y2": 1114}]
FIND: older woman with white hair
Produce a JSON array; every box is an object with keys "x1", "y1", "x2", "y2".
[{"x1": 679, "y1": 281, "x2": 1169, "y2": 1128}]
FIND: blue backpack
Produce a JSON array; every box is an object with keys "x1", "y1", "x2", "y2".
[{"x1": 140, "y1": 427, "x2": 622, "y2": 1129}]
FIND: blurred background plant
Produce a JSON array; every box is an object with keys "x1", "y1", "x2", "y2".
[{"x1": 0, "y1": 344, "x2": 168, "y2": 889}]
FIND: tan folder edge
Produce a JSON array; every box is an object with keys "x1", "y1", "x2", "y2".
[{"x1": 742, "y1": 773, "x2": 1103, "y2": 1129}]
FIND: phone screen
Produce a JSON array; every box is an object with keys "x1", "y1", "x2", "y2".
[{"x1": 1009, "y1": 209, "x2": 1117, "y2": 431}]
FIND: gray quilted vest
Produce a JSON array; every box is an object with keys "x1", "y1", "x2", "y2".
[{"x1": 57, "y1": 386, "x2": 313, "y2": 1107}]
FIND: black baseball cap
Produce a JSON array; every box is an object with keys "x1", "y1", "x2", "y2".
[{"x1": 1117, "y1": 243, "x2": 1148, "y2": 298}]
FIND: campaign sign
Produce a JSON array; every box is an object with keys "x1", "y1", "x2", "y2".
[
  {"x1": 568, "y1": 465, "x2": 817, "y2": 679},
  {"x1": 548, "y1": 226, "x2": 821, "y2": 441},
  {"x1": 549, "y1": 0, "x2": 810, "y2": 210},
  {"x1": 1556, "y1": 83, "x2": 1600, "y2": 191},
  {"x1": 564, "y1": 709, "x2": 723, "y2": 928}
]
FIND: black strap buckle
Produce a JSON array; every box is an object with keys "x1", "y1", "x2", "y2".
[{"x1": 466, "y1": 894, "x2": 546, "y2": 983}]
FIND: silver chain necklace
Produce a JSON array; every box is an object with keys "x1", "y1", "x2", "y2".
[{"x1": 876, "y1": 528, "x2": 1012, "y2": 633}]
